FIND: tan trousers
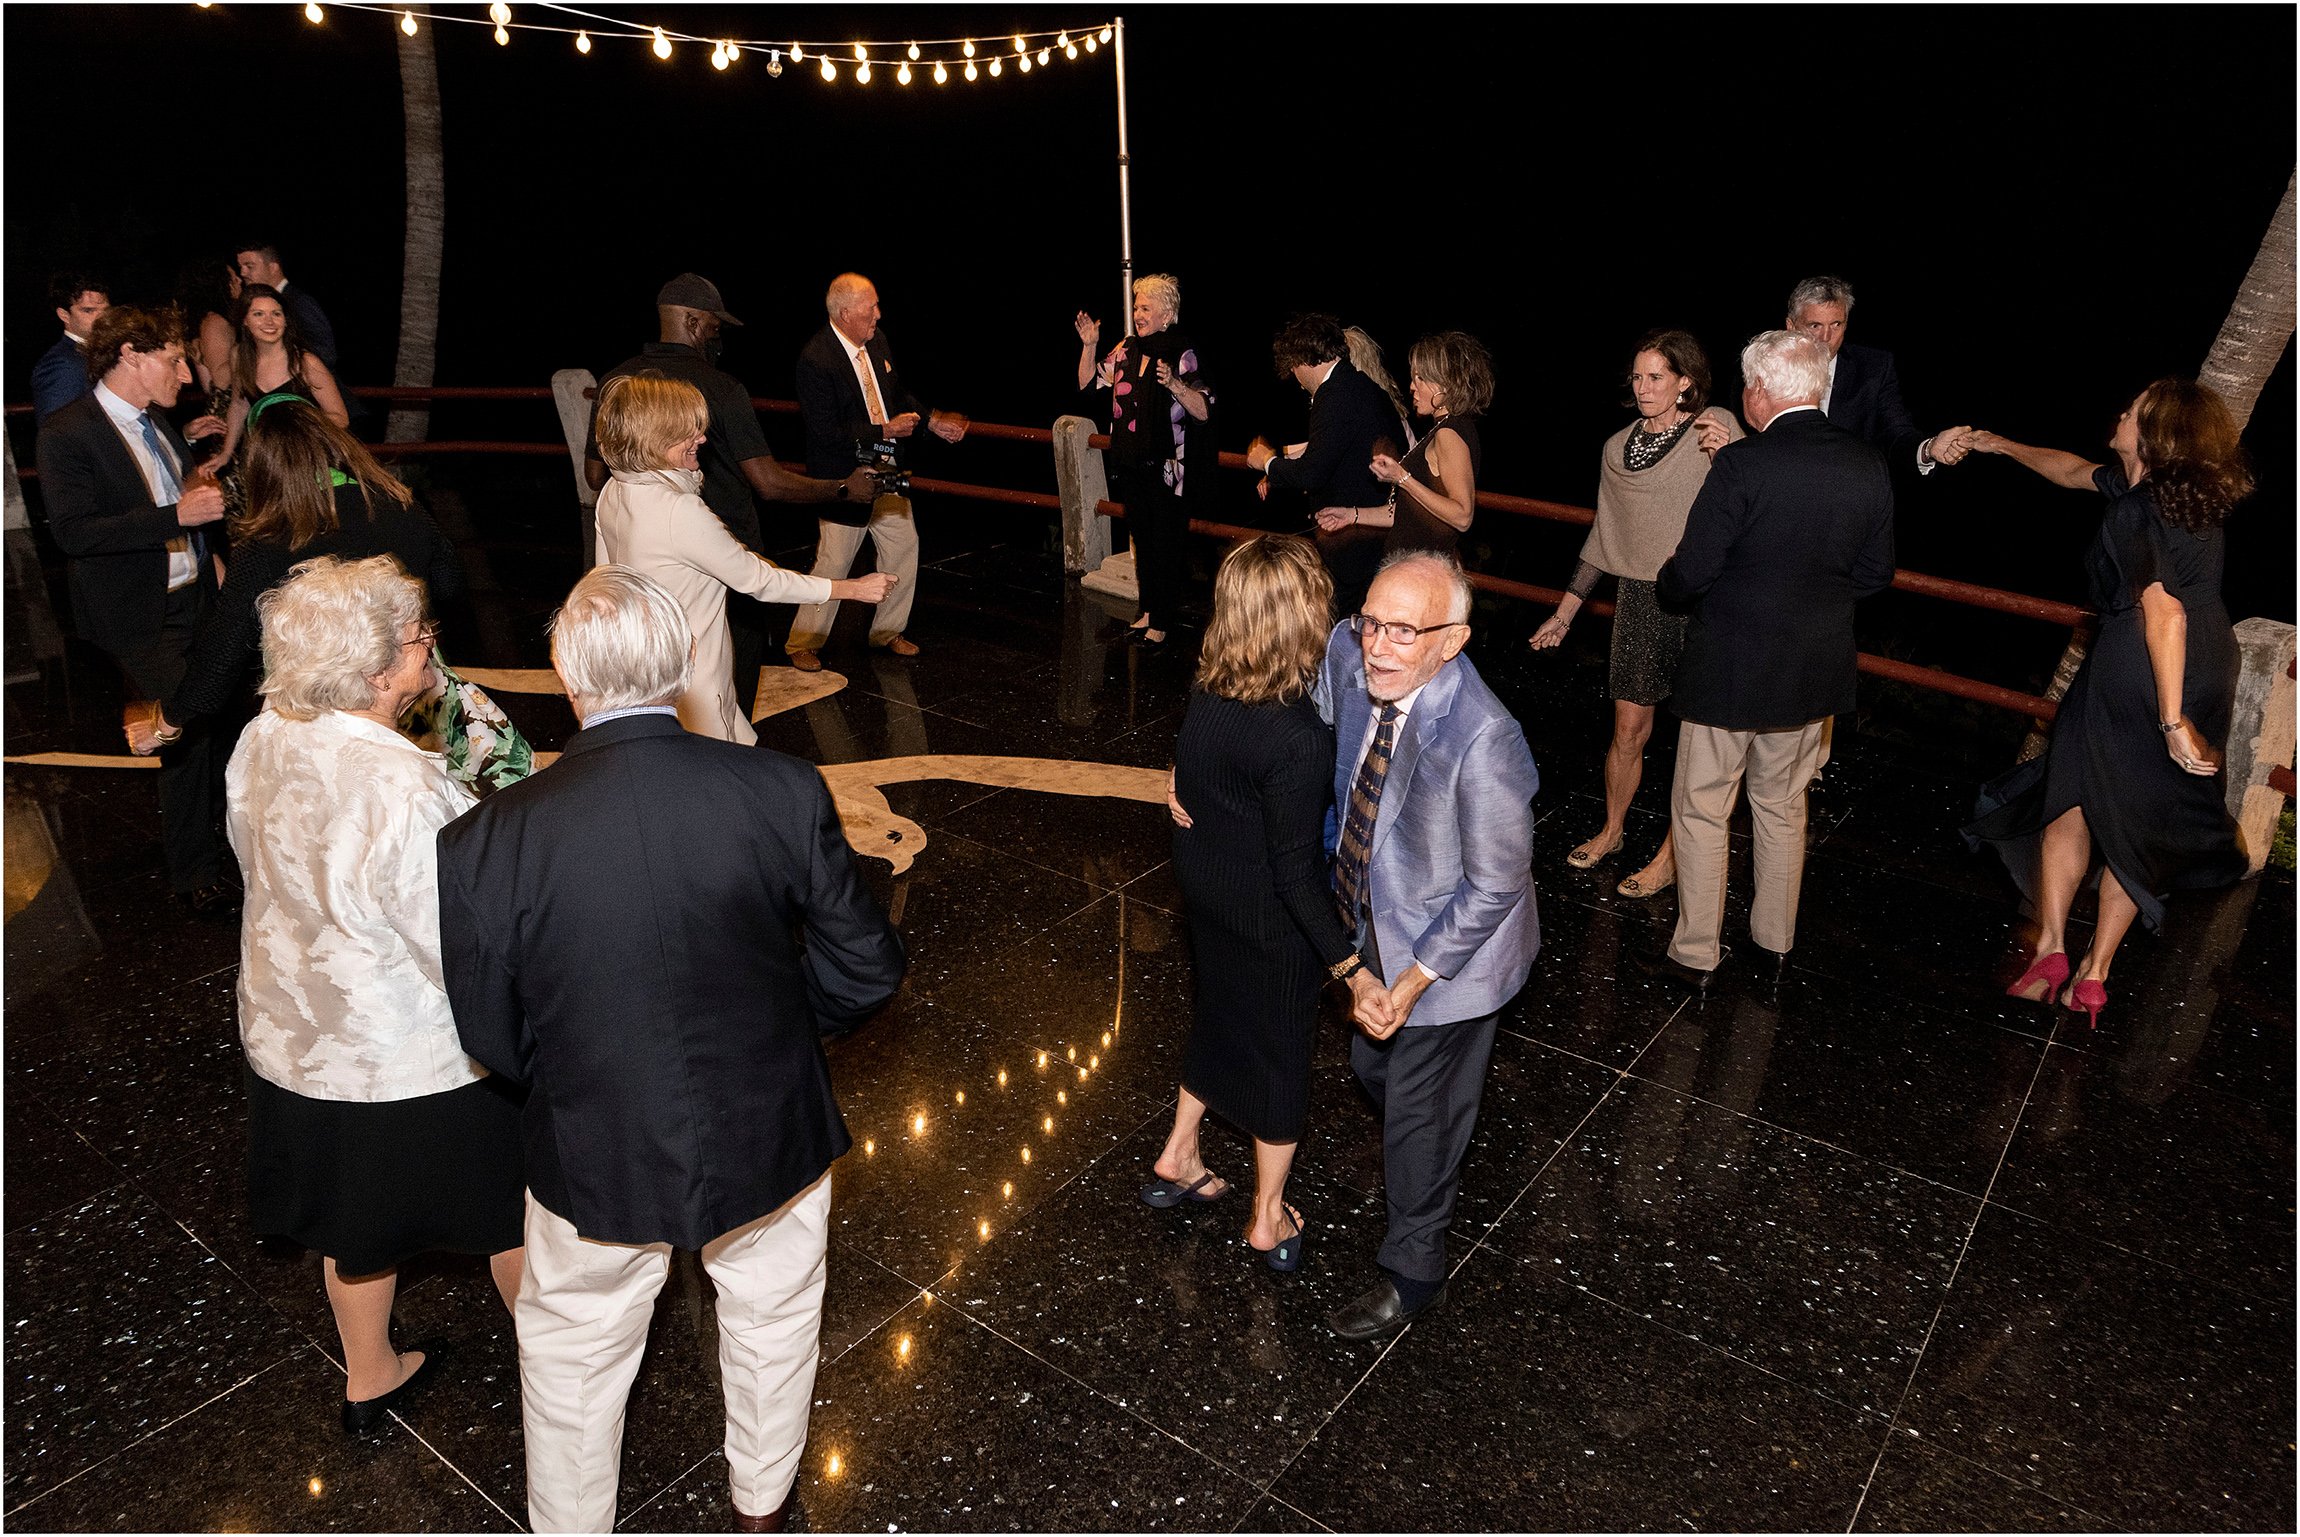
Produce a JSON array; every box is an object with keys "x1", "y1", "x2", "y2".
[
  {"x1": 517, "y1": 1176, "x2": 833, "y2": 1533},
  {"x1": 786, "y1": 495, "x2": 918, "y2": 650},
  {"x1": 1667, "y1": 718, "x2": 1827, "y2": 972}
]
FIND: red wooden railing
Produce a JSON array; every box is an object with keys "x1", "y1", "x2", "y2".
[{"x1": 6, "y1": 384, "x2": 2103, "y2": 723}]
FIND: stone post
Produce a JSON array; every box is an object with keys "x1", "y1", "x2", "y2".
[
  {"x1": 1054, "y1": 414, "x2": 1138, "y2": 603},
  {"x1": 551, "y1": 368, "x2": 601, "y2": 568},
  {"x1": 2227, "y1": 617, "x2": 2295, "y2": 875}
]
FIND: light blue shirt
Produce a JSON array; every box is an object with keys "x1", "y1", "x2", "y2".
[{"x1": 580, "y1": 704, "x2": 681, "y2": 730}]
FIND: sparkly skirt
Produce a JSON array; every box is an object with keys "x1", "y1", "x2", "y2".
[{"x1": 1607, "y1": 578, "x2": 1686, "y2": 707}]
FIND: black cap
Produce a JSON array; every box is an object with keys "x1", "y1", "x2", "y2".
[{"x1": 656, "y1": 272, "x2": 743, "y2": 326}]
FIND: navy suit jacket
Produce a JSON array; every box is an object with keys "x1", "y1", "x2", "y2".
[
  {"x1": 278, "y1": 283, "x2": 339, "y2": 373},
  {"x1": 1825, "y1": 342, "x2": 1923, "y2": 466},
  {"x1": 1264, "y1": 358, "x2": 1400, "y2": 509},
  {"x1": 38, "y1": 392, "x2": 217, "y2": 653},
  {"x1": 796, "y1": 323, "x2": 931, "y2": 525},
  {"x1": 1317, "y1": 627, "x2": 1540, "y2": 1026},
  {"x1": 1658, "y1": 409, "x2": 1896, "y2": 730},
  {"x1": 31, "y1": 334, "x2": 91, "y2": 421},
  {"x1": 438, "y1": 713, "x2": 906, "y2": 1248}
]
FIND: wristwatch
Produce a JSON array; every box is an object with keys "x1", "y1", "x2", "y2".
[{"x1": 832, "y1": 479, "x2": 849, "y2": 500}]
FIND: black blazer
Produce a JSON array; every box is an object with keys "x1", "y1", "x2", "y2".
[
  {"x1": 1262, "y1": 358, "x2": 1401, "y2": 509},
  {"x1": 796, "y1": 323, "x2": 930, "y2": 520},
  {"x1": 1825, "y1": 342, "x2": 1923, "y2": 466},
  {"x1": 1657, "y1": 409, "x2": 1896, "y2": 731},
  {"x1": 279, "y1": 283, "x2": 340, "y2": 373},
  {"x1": 39, "y1": 392, "x2": 218, "y2": 653},
  {"x1": 437, "y1": 713, "x2": 906, "y2": 1249}
]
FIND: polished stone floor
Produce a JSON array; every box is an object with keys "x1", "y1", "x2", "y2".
[{"x1": 4, "y1": 508, "x2": 2294, "y2": 1533}]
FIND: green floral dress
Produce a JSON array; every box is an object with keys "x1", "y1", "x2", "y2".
[{"x1": 404, "y1": 652, "x2": 535, "y2": 795}]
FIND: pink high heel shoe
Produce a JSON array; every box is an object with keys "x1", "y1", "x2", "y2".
[
  {"x1": 2005, "y1": 951, "x2": 2070, "y2": 1003},
  {"x1": 2062, "y1": 978, "x2": 2107, "y2": 1030}
]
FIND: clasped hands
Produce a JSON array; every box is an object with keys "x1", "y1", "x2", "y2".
[{"x1": 1925, "y1": 425, "x2": 1980, "y2": 466}]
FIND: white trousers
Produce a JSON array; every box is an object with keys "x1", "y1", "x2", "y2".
[
  {"x1": 517, "y1": 1176, "x2": 833, "y2": 1533},
  {"x1": 1668, "y1": 718, "x2": 1827, "y2": 972},
  {"x1": 786, "y1": 496, "x2": 918, "y2": 650}
]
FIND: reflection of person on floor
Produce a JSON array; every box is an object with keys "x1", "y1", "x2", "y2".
[
  {"x1": 1652, "y1": 331, "x2": 1896, "y2": 990},
  {"x1": 225, "y1": 555, "x2": 525, "y2": 1435},
  {"x1": 439, "y1": 567, "x2": 906, "y2": 1534},
  {"x1": 1148, "y1": 536, "x2": 1392, "y2": 1273},
  {"x1": 1317, "y1": 552, "x2": 1540, "y2": 1341}
]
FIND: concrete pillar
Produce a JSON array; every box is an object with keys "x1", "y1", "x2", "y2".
[
  {"x1": 2226, "y1": 616, "x2": 2295, "y2": 875},
  {"x1": 551, "y1": 368, "x2": 600, "y2": 568},
  {"x1": 1054, "y1": 414, "x2": 1138, "y2": 603}
]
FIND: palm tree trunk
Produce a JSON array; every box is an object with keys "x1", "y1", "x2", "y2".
[
  {"x1": 2019, "y1": 168, "x2": 2296, "y2": 763},
  {"x1": 387, "y1": 12, "x2": 444, "y2": 445}
]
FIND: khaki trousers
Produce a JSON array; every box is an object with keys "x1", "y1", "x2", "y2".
[
  {"x1": 1667, "y1": 718, "x2": 1827, "y2": 972},
  {"x1": 517, "y1": 1176, "x2": 833, "y2": 1533},
  {"x1": 786, "y1": 496, "x2": 918, "y2": 650}
]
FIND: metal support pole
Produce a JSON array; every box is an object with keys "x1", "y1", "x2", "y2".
[{"x1": 1114, "y1": 16, "x2": 1133, "y2": 320}]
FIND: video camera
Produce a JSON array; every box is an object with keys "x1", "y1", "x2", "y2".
[{"x1": 854, "y1": 439, "x2": 912, "y2": 498}]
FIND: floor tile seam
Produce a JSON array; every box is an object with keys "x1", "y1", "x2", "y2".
[
  {"x1": 0, "y1": 1350, "x2": 304, "y2": 1521},
  {"x1": 1971, "y1": 1190, "x2": 2293, "y2": 1309},
  {"x1": 819, "y1": 1248, "x2": 944, "y2": 1370},
  {"x1": 1231, "y1": 1489, "x2": 1336, "y2": 1534},
  {"x1": 614, "y1": 1446, "x2": 719, "y2": 1531},
  {"x1": 1872, "y1": 1422, "x2": 2137, "y2": 1533},
  {"x1": 391, "y1": 1405, "x2": 534, "y2": 1532},
  {"x1": 1845, "y1": 1033, "x2": 2058, "y2": 1532},
  {"x1": 0, "y1": 1174, "x2": 140, "y2": 1243},
  {"x1": 2037, "y1": 1021, "x2": 2296, "y2": 1112},
  {"x1": 921, "y1": 1296, "x2": 1284, "y2": 1503},
  {"x1": 5, "y1": 958, "x2": 243, "y2": 1046},
  {"x1": 127, "y1": 1164, "x2": 355, "y2": 1360}
]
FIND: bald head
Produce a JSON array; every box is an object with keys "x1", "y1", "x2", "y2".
[
  {"x1": 826, "y1": 273, "x2": 881, "y2": 346},
  {"x1": 1359, "y1": 553, "x2": 1473, "y2": 702}
]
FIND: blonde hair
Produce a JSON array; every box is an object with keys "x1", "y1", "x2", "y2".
[
  {"x1": 256, "y1": 555, "x2": 425, "y2": 720},
  {"x1": 1195, "y1": 534, "x2": 1333, "y2": 705},
  {"x1": 1134, "y1": 273, "x2": 1181, "y2": 323},
  {"x1": 595, "y1": 372, "x2": 709, "y2": 473},
  {"x1": 1347, "y1": 326, "x2": 1410, "y2": 425},
  {"x1": 550, "y1": 564, "x2": 693, "y2": 714}
]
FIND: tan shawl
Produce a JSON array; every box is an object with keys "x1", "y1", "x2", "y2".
[{"x1": 1581, "y1": 407, "x2": 1744, "y2": 581}]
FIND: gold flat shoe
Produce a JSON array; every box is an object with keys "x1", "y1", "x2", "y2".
[
  {"x1": 1617, "y1": 868, "x2": 1676, "y2": 898},
  {"x1": 1564, "y1": 834, "x2": 1624, "y2": 869}
]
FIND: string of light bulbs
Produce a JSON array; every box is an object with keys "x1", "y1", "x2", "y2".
[{"x1": 211, "y1": 4, "x2": 1118, "y2": 82}]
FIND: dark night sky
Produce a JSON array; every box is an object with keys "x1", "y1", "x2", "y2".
[{"x1": 5, "y1": 3, "x2": 2293, "y2": 628}]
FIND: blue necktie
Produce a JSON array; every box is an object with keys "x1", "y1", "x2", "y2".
[{"x1": 139, "y1": 413, "x2": 206, "y2": 568}]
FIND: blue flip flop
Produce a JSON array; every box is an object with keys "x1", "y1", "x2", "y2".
[
  {"x1": 1259, "y1": 1204, "x2": 1306, "y2": 1274},
  {"x1": 1140, "y1": 1170, "x2": 1228, "y2": 1209}
]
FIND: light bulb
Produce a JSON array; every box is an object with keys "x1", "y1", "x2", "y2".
[
  {"x1": 853, "y1": 42, "x2": 867, "y2": 60},
  {"x1": 933, "y1": 61, "x2": 947, "y2": 83},
  {"x1": 985, "y1": 57, "x2": 998, "y2": 76},
  {"x1": 711, "y1": 42, "x2": 728, "y2": 69},
  {"x1": 488, "y1": 2, "x2": 509, "y2": 24},
  {"x1": 1012, "y1": 34, "x2": 1025, "y2": 51},
  {"x1": 493, "y1": 23, "x2": 509, "y2": 45},
  {"x1": 1056, "y1": 32, "x2": 1069, "y2": 47},
  {"x1": 400, "y1": 10, "x2": 416, "y2": 35},
  {"x1": 896, "y1": 61, "x2": 910, "y2": 84},
  {"x1": 855, "y1": 61, "x2": 871, "y2": 83},
  {"x1": 575, "y1": 29, "x2": 590, "y2": 53},
  {"x1": 1065, "y1": 43, "x2": 1078, "y2": 59},
  {"x1": 727, "y1": 43, "x2": 739, "y2": 60},
  {"x1": 1100, "y1": 26, "x2": 1113, "y2": 43},
  {"x1": 820, "y1": 57, "x2": 836, "y2": 81},
  {"x1": 1085, "y1": 36, "x2": 1097, "y2": 52},
  {"x1": 766, "y1": 56, "x2": 782, "y2": 76},
  {"x1": 790, "y1": 42, "x2": 803, "y2": 61},
  {"x1": 1017, "y1": 53, "x2": 1030, "y2": 72},
  {"x1": 965, "y1": 60, "x2": 980, "y2": 80},
  {"x1": 962, "y1": 39, "x2": 975, "y2": 57},
  {"x1": 651, "y1": 27, "x2": 670, "y2": 59},
  {"x1": 1037, "y1": 47, "x2": 1050, "y2": 64},
  {"x1": 303, "y1": 2, "x2": 323, "y2": 22},
  {"x1": 907, "y1": 42, "x2": 919, "y2": 60}
]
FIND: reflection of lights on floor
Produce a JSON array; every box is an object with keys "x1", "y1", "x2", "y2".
[
  {"x1": 954, "y1": 1090, "x2": 965, "y2": 1105},
  {"x1": 1020, "y1": 1146, "x2": 1031, "y2": 1163},
  {"x1": 1056, "y1": 1090, "x2": 1066, "y2": 1106},
  {"x1": 1001, "y1": 1181, "x2": 1012, "y2": 1198},
  {"x1": 825, "y1": 1451, "x2": 844, "y2": 1478},
  {"x1": 977, "y1": 1219, "x2": 990, "y2": 1239},
  {"x1": 896, "y1": 1334, "x2": 912, "y2": 1360},
  {"x1": 911, "y1": 1114, "x2": 926, "y2": 1133},
  {"x1": 308, "y1": 1478, "x2": 324, "y2": 1497},
  {"x1": 1066, "y1": 1045, "x2": 1077, "y2": 1061},
  {"x1": 1041, "y1": 1116, "x2": 1053, "y2": 1133},
  {"x1": 997, "y1": 1069, "x2": 1008, "y2": 1086},
  {"x1": 3, "y1": 794, "x2": 59, "y2": 921},
  {"x1": 1036, "y1": 1052, "x2": 1048, "y2": 1069},
  {"x1": 863, "y1": 1139, "x2": 875, "y2": 1156}
]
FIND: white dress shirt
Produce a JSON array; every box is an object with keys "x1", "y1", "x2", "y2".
[
  {"x1": 228, "y1": 709, "x2": 487, "y2": 1102},
  {"x1": 836, "y1": 325, "x2": 886, "y2": 426},
  {"x1": 93, "y1": 382, "x2": 197, "y2": 590}
]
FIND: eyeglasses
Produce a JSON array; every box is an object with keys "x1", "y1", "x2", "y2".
[
  {"x1": 401, "y1": 624, "x2": 439, "y2": 655},
  {"x1": 1348, "y1": 614, "x2": 1466, "y2": 647}
]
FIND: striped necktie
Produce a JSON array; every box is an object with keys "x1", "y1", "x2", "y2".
[
  {"x1": 1333, "y1": 703, "x2": 1400, "y2": 925},
  {"x1": 855, "y1": 346, "x2": 886, "y2": 426}
]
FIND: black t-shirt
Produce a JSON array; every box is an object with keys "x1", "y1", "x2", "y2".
[{"x1": 588, "y1": 341, "x2": 773, "y2": 550}]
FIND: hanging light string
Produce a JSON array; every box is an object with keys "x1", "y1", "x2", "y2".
[{"x1": 270, "y1": 5, "x2": 1116, "y2": 76}]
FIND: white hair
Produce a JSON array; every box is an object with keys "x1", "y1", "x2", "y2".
[
  {"x1": 256, "y1": 554, "x2": 425, "y2": 720},
  {"x1": 1374, "y1": 549, "x2": 1475, "y2": 625},
  {"x1": 825, "y1": 271, "x2": 876, "y2": 320},
  {"x1": 1786, "y1": 274, "x2": 1855, "y2": 317},
  {"x1": 1133, "y1": 273, "x2": 1181, "y2": 321},
  {"x1": 550, "y1": 565, "x2": 693, "y2": 714},
  {"x1": 1740, "y1": 330, "x2": 1831, "y2": 405}
]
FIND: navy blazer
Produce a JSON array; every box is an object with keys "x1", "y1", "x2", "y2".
[
  {"x1": 1264, "y1": 358, "x2": 1401, "y2": 509},
  {"x1": 796, "y1": 323, "x2": 931, "y2": 522},
  {"x1": 1657, "y1": 409, "x2": 1897, "y2": 731},
  {"x1": 1825, "y1": 342, "x2": 1923, "y2": 466},
  {"x1": 437, "y1": 713, "x2": 907, "y2": 1248},
  {"x1": 38, "y1": 392, "x2": 217, "y2": 653},
  {"x1": 30, "y1": 333, "x2": 90, "y2": 422},
  {"x1": 1317, "y1": 626, "x2": 1540, "y2": 1026},
  {"x1": 279, "y1": 283, "x2": 340, "y2": 373}
]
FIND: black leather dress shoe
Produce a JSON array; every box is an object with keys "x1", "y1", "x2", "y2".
[
  {"x1": 341, "y1": 1339, "x2": 445, "y2": 1436},
  {"x1": 176, "y1": 882, "x2": 242, "y2": 922},
  {"x1": 1326, "y1": 1277, "x2": 1447, "y2": 1341},
  {"x1": 1633, "y1": 941, "x2": 1730, "y2": 995}
]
